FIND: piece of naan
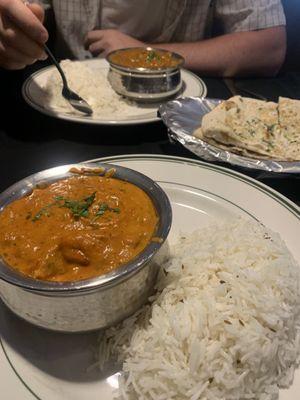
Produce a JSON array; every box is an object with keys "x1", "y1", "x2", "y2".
[
  {"x1": 278, "y1": 97, "x2": 300, "y2": 160},
  {"x1": 200, "y1": 96, "x2": 286, "y2": 158},
  {"x1": 194, "y1": 126, "x2": 276, "y2": 160},
  {"x1": 194, "y1": 96, "x2": 300, "y2": 161}
]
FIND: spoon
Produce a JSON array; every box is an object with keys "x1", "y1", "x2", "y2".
[{"x1": 44, "y1": 44, "x2": 93, "y2": 116}]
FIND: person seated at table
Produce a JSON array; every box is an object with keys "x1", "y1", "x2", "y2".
[{"x1": 0, "y1": 0, "x2": 287, "y2": 77}]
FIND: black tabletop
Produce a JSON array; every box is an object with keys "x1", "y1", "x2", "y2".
[{"x1": 1, "y1": 63, "x2": 299, "y2": 207}]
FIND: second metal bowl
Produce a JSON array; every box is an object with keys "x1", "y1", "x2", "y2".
[{"x1": 106, "y1": 47, "x2": 185, "y2": 102}]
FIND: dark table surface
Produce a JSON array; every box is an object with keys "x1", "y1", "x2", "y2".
[{"x1": 0, "y1": 63, "x2": 299, "y2": 207}]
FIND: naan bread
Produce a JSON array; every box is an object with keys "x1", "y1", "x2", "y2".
[
  {"x1": 194, "y1": 126, "x2": 276, "y2": 160},
  {"x1": 200, "y1": 96, "x2": 286, "y2": 158},
  {"x1": 194, "y1": 96, "x2": 300, "y2": 161},
  {"x1": 278, "y1": 97, "x2": 300, "y2": 160}
]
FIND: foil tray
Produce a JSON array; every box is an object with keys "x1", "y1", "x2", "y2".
[{"x1": 159, "y1": 97, "x2": 300, "y2": 173}]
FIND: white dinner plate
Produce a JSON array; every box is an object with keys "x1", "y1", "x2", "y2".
[
  {"x1": 22, "y1": 59, "x2": 207, "y2": 125},
  {"x1": 1, "y1": 154, "x2": 299, "y2": 399}
]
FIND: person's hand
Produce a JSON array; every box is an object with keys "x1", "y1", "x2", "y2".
[
  {"x1": 85, "y1": 29, "x2": 144, "y2": 57},
  {"x1": 0, "y1": 0, "x2": 48, "y2": 70}
]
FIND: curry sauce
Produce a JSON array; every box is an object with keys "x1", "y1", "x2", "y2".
[
  {"x1": 0, "y1": 176, "x2": 158, "y2": 282},
  {"x1": 109, "y1": 48, "x2": 182, "y2": 69}
]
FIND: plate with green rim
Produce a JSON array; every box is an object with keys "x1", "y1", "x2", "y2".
[
  {"x1": 0, "y1": 154, "x2": 299, "y2": 399},
  {"x1": 22, "y1": 59, "x2": 207, "y2": 125}
]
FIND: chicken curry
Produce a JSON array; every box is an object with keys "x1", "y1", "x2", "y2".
[
  {"x1": 0, "y1": 175, "x2": 158, "y2": 282},
  {"x1": 109, "y1": 48, "x2": 182, "y2": 69}
]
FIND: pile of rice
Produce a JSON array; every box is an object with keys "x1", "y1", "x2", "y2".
[
  {"x1": 42, "y1": 60, "x2": 141, "y2": 117},
  {"x1": 99, "y1": 218, "x2": 300, "y2": 400}
]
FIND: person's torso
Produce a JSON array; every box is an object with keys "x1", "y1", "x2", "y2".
[{"x1": 51, "y1": 0, "x2": 213, "y2": 59}]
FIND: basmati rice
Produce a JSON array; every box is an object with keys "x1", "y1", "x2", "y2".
[
  {"x1": 99, "y1": 218, "x2": 300, "y2": 400},
  {"x1": 42, "y1": 60, "x2": 143, "y2": 118}
]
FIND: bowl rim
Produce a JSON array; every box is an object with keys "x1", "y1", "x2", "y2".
[
  {"x1": 106, "y1": 46, "x2": 185, "y2": 74},
  {"x1": 0, "y1": 162, "x2": 172, "y2": 293}
]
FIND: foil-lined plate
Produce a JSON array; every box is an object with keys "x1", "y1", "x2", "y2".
[{"x1": 159, "y1": 97, "x2": 300, "y2": 173}]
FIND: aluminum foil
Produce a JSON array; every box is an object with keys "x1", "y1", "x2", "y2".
[{"x1": 159, "y1": 97, "x2": 300, "y2": 173}]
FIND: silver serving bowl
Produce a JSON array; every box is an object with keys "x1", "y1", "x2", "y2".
[
  {"x1": 106, "y1": 47, "x2": 185, "y2": 102},
  {"x1": 0, "y1": 163, "x2": 172, "y2": 332}
]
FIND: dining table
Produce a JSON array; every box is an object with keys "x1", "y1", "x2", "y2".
[
  {"x1": 0, "y1": 61, "x2": 299, "y2": 206},
  {"x1": 0, "y1": 59, "x2": 300, "y2": 400}
]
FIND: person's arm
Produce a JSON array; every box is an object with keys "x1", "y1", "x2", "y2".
[
  {"x1": 85, "y1": 26, "x2": 286, "y2": 77},
  {"x1": 0, "y1": 0, "x2": 48, "y2": 70},
  {"x1": 154, "y1": 26, "x2": 286, "y2": 77}
]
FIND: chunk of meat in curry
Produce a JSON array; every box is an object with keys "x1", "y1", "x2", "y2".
[{"x1": 0, "y1": 176, "x2": 158, "y2": 282}]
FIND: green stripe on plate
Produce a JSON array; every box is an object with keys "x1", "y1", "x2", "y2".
[{"x1": 88, "y1": 154, "x2": 299, "y2": 219}]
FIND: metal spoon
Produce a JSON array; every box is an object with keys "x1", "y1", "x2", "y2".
[{"x1": 44, "y1": 45, "x2": 93, "y2": 116}]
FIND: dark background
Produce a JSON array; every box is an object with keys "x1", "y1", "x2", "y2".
[{"x1": 282, "y1": 0, "x2": 300, "y2": 71}]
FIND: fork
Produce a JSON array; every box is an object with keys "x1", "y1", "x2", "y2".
[{"x1": 44, "y1": 44, "x2": 93, "y2": 116}]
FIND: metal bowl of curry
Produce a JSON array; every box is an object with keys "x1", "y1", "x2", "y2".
[
  {"x1": 0, "y1": 163, "x2": 172, "y2": 332},
  {"x1": 106, "y1": 47, "x2": 185, "y2": 102}
]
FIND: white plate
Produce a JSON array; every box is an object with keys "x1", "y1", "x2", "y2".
[
  {"x1": 22, "y1": 59, "x2": 207, "y2": 125},
  {"x1": 1, "y1": 155, "x2": 299, "y2": 399}
]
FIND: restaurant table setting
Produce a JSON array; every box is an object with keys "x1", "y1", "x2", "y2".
[{"x1": 0, "y1": 57, "x2": 299, "y2": 400}]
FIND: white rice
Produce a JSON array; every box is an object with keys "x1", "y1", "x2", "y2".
[
  {"x1": 42, "y1": 60, "x2": 142, "y2": 117},
  {"x1": 99, "y1": 218, "x2": 300, "y2": 400}
]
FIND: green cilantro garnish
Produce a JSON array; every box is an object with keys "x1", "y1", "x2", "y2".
[
  {"x1": 58, "y1": 192, "x2": 96, "y2": 219},
  {"x1": 54, "y1": 195, "x2": 64, "y2": 201},
  {"x1": 146, "y1": 50, "x2": 160, "y2": 63},
  {"x1": 96, "y1": 203, "x2": 109, "y2": 217},
  {"x1": 32, "y1": 192, "x2": 96, "y2": 222},
  {"x1": 31, "y1": 193, "x2": 121, "y2": 223},
  {"x1": 94, "y1": 203, "x2": 120, "y2": 219},
  {"x1": 32, "y1": 203, "x2": 55, "y2": 221}
]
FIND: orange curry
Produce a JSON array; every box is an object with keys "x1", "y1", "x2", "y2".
[
  {"x1": 0, "y1": 175, "x2": 158, "y2": 282},
  {"x1": 109, "y1": 48, "x2": 181, "y2": 69}
]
